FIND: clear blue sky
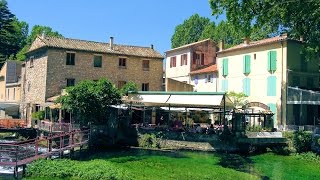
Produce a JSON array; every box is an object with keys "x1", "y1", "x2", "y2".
[{"x1": 7, "y1": 0, "x2": 224, "y2": 55}]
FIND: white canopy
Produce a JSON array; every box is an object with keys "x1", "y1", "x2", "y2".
[
  {"x1": 126, "y1": 91, "x2": 234, "y2": 109},
  {"x1": 287, "y1": 86, "x2": 320, "y2": 105}
]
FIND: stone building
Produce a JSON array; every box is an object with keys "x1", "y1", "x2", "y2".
[{"x1": 21, "y1": 35, "x2": 163, "y2": 124}]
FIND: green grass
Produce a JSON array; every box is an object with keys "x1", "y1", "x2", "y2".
[{"x1": 24, "y1": 149, "x2": 320, "y2": 180}]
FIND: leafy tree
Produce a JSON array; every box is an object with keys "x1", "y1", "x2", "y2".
[
  {"x1": 227, "y1": 91, "x2": 248, "y2": 109},
  {"x1": 58, "y1": 78, "x2": 121, "y2": 125},
  {"x1": 171, "y1": 14, "x2": 210, "y2": 48},
  {"x1": 0, "y1": 0, "x2": 15, "y2": 63},
  {"x1": 119, "y1": 81, "x2": 138, "y2": 96},
  {"x1": 209, "y1": 0, "x2": 320, "y2": 60},
  {"x1": 16, "y1": 25, "x2": 63, "y2": 60}
]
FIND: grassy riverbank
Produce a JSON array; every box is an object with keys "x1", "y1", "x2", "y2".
[{"x1": 25, "y1": 149, "x2": 320, "y2": 180}]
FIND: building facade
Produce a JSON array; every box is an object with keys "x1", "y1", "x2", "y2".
[
  {"x1": 217, "y1": 35, "x2": 319, "y2": 127},
  {"x1": 189, "y1": 64, "x2": 218, "y2": 92},
  {"x1": 0, "y1": 60, "x2": 22, "y2": 118},
  {"x1": 21, "y1": 35, "x2": 163, "y2": 123},
  {"x1": 165, "y1": 39, "x2": 218, "y2": 89}
]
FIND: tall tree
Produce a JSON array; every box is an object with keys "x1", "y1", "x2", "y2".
[
  {"x1": 209, "y1": 0, "x2": 320, "y2": 59},
  {"x1": 16, "y1": 25, "x2": 63, "y2": 60},
  {"x1": 171, "y1": 14, "x2": 210, "y2": 48},
  {"x1": 0, "y1": 0, "x2": 15, "y2": 63}
]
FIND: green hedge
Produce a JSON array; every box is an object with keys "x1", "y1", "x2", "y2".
[{"x1": 283, "y1": 131, "x2": 313, "y2": 153}]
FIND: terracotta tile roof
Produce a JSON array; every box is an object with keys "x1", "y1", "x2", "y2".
[
  {"x1": 218, "y1": 35, "x2": 300, "y2": 54},
  {"x1": 190, "y1": 64, "x2": 218, "y2": 75},
  {"x1": 165, "y1": 39, "x2": 215, "y2": 53},
  {"x1": 29, "y1": 36, "x2": 164, "y2": 59}
]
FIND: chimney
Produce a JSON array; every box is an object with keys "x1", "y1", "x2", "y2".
[
  {"x1": 109, "y1": 37, "x2": 114, "y2": 50},
  {"x1": 41, "y1": 31, "x2": 46, "y2": 39},
  {"x1": 150, "y1": 44, "x2": 154, "y2": 49},
  {"x1": 218, "y1": 40, "x2": 224, "y2": 51},
  {"x1": 243, "y1": 37, "x2": 250, "y2": 45}
]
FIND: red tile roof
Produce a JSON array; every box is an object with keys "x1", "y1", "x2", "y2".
[
  {"x1": 165, "y1": 39, "x2": 215, "y2": 53},
  {"x1": 218, "y1": 35, "x2": 301, "y2": 54},
  {"x1": 190, "y1": 64, "x2": 218, "y2": 75}
]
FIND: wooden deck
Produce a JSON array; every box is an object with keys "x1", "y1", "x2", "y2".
[{"x1": 0, "y1": 130, "x2": 89, "y2": 168}]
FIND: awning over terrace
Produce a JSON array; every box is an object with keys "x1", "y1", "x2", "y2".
[
  {"x1": 0, "y1": 102, "x2": 20, "y2": 110},
  {"x1": 125, "y1": 91, "x2": 234, "y2": 109},
  {"x1": 287, "y1": 86, "x2": 320, "y2": 105}
]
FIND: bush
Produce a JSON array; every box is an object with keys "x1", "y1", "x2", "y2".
[
  {"x1": 138, "y1": 133, "x2": 160, "y2": 149},
  {"x1": 293, "y1": 131, "x2": 312, "y2": 153},
  {"x1": 31, "y1": 110, "x2": 45, "y2": 120},
  {"x1": 26, "y1": 158, "x2": 130, "y2": 179}
]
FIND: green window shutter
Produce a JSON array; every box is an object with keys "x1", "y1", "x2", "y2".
[
  {"x1": 267, "y1": 51, "x2": 271, "y2": 71},
  {"x1": 246, "y1": 55, "x2": 251, "y2": 73},
  {"x1": 223, "y1": 58, "x2": 228, "y2": 76},
  {"x1": 243, "y1": 55, "x2": 251, "y2": 74},
  {"x1": 270, "y1": 51, "x2": 277, "y2": 71},
  {"x1": 267, "y1": 76, "x2": 277, "y2": 96}
]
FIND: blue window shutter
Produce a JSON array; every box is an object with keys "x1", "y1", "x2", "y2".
[
  {"x1": 221, "y1": 79, "x2": 228, "y2": 92},
  {"x1": 267, "y1": 76, "x2": 276, "y2": 96},
  {"x1": 247, "y1": 78, "x2": 251, "y2": 96},
  {"x1": 242, "y1": 78, "x2": 251, "y2": 96},
  {"x1": 195, "y1": 75, "x2": 198, "y2": 85},
  {"x1": 268, "y1": 103, "x2": 277, "y2": 125},
  {"x1": 225, "y1": 79, "x2": 228, "y2": 91}
]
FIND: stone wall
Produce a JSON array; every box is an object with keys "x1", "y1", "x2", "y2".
[{"x1": 46, "y1": 49, "x2": 163, "y2": 98}]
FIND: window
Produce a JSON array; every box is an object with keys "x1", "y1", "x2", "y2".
[
  {"x1": 142, "y1": 83, "x2": 149, "y2": 91},
  {"x1": 119, "y1": 58, "x2": 126, "y2": 68},
  {"x1": 267, "y1": 76, "x2": 276, "y2": 96},
  {"x1": 267, "y1": 51, "x2": 277, "y2": 72},
  {"x1": 194, "y1": 75, "x2": 198, "y2": 85},
  {"x1": 66, "y1": 52, "x2": 75, "y2": 65},
  {"x1": 93, "y1": 55, "x2": 102, "y2": 67},
  {"x1": 243, "y1": 55, "x2": 251, "y2": 74},
  {"x1": 7, "y1": 89, "x2": 9, "y2": 100},
  {"x1": 170, "y1": 56, "x2": 176, "y2": 68},
  {"x1": 118, "y1": 81, "x2": 126, "y2": 89},
  {"x1": 254, "y1": 54, "x2": 256, "y2": 60},
  {"x1": 192, "y1": 52, "x2": 204, "y2": 65},
  {"x1": 222, "y1": 58, "x2": 228, "y2": 76},
  {"x1": 221, "y1": 79, "x2": 228, "y2": 92},
  {"x1": 242, "y1": 78, "x2": 251, "y2": 96},
  {"x1": 180, "y1": 54, "x2": 188, "y2": 66},
  {"x1": 30, "y1": 56, "x2": 34, "y2": 68},
  {"x1": 66, "y1": 78, "x2": 75, "y2": 87},
  {"x1": 27, "y1": 82, "x2": 30, "y2": 92},
  {"x1": 13, "y1": 88, "x2": 15, "y2": 100},
  {"x1": 207, "y1": 74, "x2": 213, "y2": 83},
  {"x1": 300, "y1": 54, "x2": 307, "y2": 72},
  {"x1": 142, "y1": 60, "x2": 150, "y2": 71}
]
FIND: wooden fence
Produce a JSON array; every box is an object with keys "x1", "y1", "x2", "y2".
[{"x1": 0, "y1": 129, "x2": 89, "y2": 178}]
